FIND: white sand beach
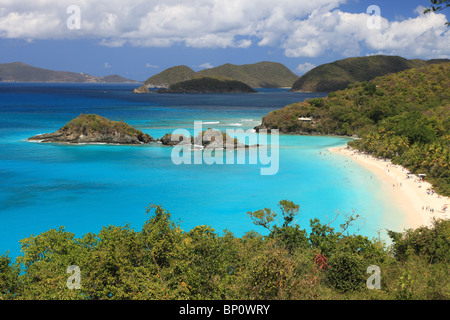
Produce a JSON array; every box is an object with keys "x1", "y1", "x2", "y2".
[{"x1": 329, "y1": 146, "x2": 449, "y2": 230}]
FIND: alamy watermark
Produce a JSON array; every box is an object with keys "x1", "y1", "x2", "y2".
[
  {"x1": 367, "y1": 5, "x2": 381, "y2": 30},
  {"x1": 366, "y1": 265, "x2": 381, "y2": 289},
  {"x1": 170, "y1": 121, "x2": 279, "y2": 175},
  {"x1": 66, "y1": 5, "x2": 81, "y2": 30},
  {"x1": 66, "y1": 265, "x2": 81, "y2": 290}
]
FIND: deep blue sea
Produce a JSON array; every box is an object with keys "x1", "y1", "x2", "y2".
[{"x1": 0, "y1": 83, "x2": 406, "y2": 258}]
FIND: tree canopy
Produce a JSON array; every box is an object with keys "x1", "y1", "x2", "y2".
[{"x1": 1, "y1": 202, "x2": 448, "y2": 300}]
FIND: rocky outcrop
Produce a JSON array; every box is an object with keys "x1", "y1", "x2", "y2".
[
  {"x1": 159, "y1": 133, "x2": 193, "y2": 146},
  {"x1": 133, "y1": 84, "x2": 150, "y2": 93},
  {"x1": 28, "y1": 114, "x2": 154, "y2": 145},
  {"x1": 158, "y1": 130, "x2": 253, "y2": 149}
]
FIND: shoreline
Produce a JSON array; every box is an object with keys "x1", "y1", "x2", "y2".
[{"x1": 329, "y1": 146, "x2": 449, "y2": 231}]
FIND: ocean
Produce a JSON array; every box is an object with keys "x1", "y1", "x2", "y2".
[{"x1": 0, "y1": 83, "x2": 406, "y2": 258}]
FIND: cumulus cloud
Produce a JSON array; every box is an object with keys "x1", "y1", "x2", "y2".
[
  {"x1": 198, "y1": 62, "x2": 214, "y2": 69},
  {"x1": 0, "y1": 1, "x2": 448, "y2": 59},
  {"x1": 363, "y1": 8, "x2": 450, "y2": 58},
  {"x1": 145, "y1": 63, "x2": 159, "y2": 68},
  {"x1": 0, "y1": 0, "x2": 346, "y2": 48},
  {"x1": 295, "y1": 62, "x2": 316, "y2": 75},
  {"x1": 281, "y1": 6, "x2": 450, "y2": 59}
]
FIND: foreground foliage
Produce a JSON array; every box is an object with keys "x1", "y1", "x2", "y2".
[{"x1": 1, "y1": 202, "x2": 448, "y2": 300}]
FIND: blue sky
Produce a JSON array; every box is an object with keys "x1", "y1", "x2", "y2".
[{"x1": 0, "y1": 0, "x2": 449, "y2": 81}]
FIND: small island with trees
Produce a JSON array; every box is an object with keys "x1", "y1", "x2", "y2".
[
  {"x1": 133, "y1": 76, "x2": 257, "y2": 94},
  {"x1": 162, "y1": 77, "x2": 257, "y2": 93},
  {"x1": 28, "y1": 114, "x2": 154, "y2": 145},
  {"x1": 28, "y1": 114, "x2": 252, "y2": 149}
]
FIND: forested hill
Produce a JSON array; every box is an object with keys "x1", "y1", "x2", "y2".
[
  {"x1": 165, "y1": 77, "x2": 257, "y2": 93},
  {"x1": 143, "y1": 61, "x2": 299, "y2": 88},
  {"x1": 290, "y1": 55, "x2": 450, "y2": 92},
  {"x1": 196, "y1": 61, "x2": 299, "y2": 88},
  {"x1": 0, "y1": 62, "x2": 139, "y2": 83},
  {"x1": 144, "y1": 65, "x2": 197, "y2": 87},
  {"x1": 258, "y1": 62, "x2": 450, "y2": 195}
]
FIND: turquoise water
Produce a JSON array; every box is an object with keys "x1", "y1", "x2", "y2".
[{"x1": 0, "y1": 84, "x2": 404, "y2": 258}]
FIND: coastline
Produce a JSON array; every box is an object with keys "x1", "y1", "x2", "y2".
[{"x1": 329, "y1": 146, "x2": 449, "y2": 231}]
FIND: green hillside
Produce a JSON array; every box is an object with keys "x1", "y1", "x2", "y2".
[
  {"x1": 290, "y1": 55, "x2": 450, "y2": 92},
  {"x1": 197, "y1": 61, "x2": 299, "y2": 88},
  {"x1": 143, "y1": 61, "x2": 299, "y2": 88},
  {"x1": 144, "y1": 65, "x2": 196, "y2": 87},
  {"x1": 166, "y1": 77, "x2": 256, "y2": 93},
  {"x1": 99, "y1": 74, "x2": 139, "y2": 83},
  {"x1": 258, "y1": 62, "x2": 450, "y2": 195}
]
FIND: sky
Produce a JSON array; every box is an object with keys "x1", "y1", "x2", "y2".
[{"x1": 0, "y1": 0, "x2": 449, "y2": 81}]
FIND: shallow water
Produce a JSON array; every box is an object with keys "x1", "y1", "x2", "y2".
[{"x1": 0, "y1": 84, "x2": 404, "y2": 258}]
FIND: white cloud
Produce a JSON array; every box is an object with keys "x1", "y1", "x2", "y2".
[
  {"x1": 295, "y1": 62, "x2": 316, "y2": 75},
  {"x1": 104, "y1": 62, "x2": 111, "y2": 68},
  {"x1": 198, "y1": 62, "x2": 214, "y2": 69},
  {"x1": 363, "y1": 9, "x2": 450, "y2": 58},
  {"x1": 281, "y1": 6, "x2": 450, "y2": 59},
  {"x1": 100, "y1": 38, "x2": 127, "y2": 47},
  {"x1": 0, "y1": 0, "x2": 345, "y2": 49},
  {"x1": 0, "y1": 1, "x2": 449, "y2": 59},
  {"x1": 414, "y1": 5, "x2": 427, "y2": 16},
  {"x1": 145, "y1": 63, "x2": 159, "y2": 68}
]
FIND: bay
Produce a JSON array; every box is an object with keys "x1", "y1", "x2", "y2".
[{"x1": 0, "y1": 83, "x2": 404, "y2": 258}]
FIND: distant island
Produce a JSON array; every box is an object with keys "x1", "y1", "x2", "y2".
[
  {"x1": 28, "y1": 114, "x2": 154, "y2": 145},
  {"x1": 144, "y1": 65, "x2": 197, "y2": 88},
  {"x1": 161, "y1": 77, "x2": 257, "y2": 93},
  {"x1": 290, "y1": 55, "x2": 450, "y2": 92},
  {"x1": 0, "y1": 62, "x2": 140, "y2": 83},
  {"x1": 143, "y1": 61, "x2": 299, "y2": 88}
]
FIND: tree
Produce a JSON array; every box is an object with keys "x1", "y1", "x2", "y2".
[
  {"x1": 326, "y1": 251, "x2": 366, "y2": 292},
  {"x1": 246, "y1": 207, "x2": 277, "y2": 232},
  {"x1": 278, "y1": 200, "x2": 300, "y2": 227},
  {"x1": 177, "y1": 225, "x2": 228, "y2": 299},
  {"x1": 247, "y1": 200, "x2": 300, "y2": 232},
  {"x1": 0, "y1": 254, "x2": 19, "y2": 299},
  {"x1": 424, "y1": 0, "x2": 450, "y2": 26},
  {"x1": 387, "y1": 219, "x2": 450, "y2": 264},
  {"x1": 16, "y1": 227, "x2": 87, "y2": 300},
  {"x1": 82, "y1": 224, "x2": 157, "y2": 300}
]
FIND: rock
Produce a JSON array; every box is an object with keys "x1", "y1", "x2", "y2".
[
  {"x1": 133, "y1": 84, "x2": 150, "y2": 93},
  {"x1": 158, "y1": 130, "x2": 252, "y2": 149},
  {"x1": 158, "y1": 133, "x2": 193, "y2": 146}
]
